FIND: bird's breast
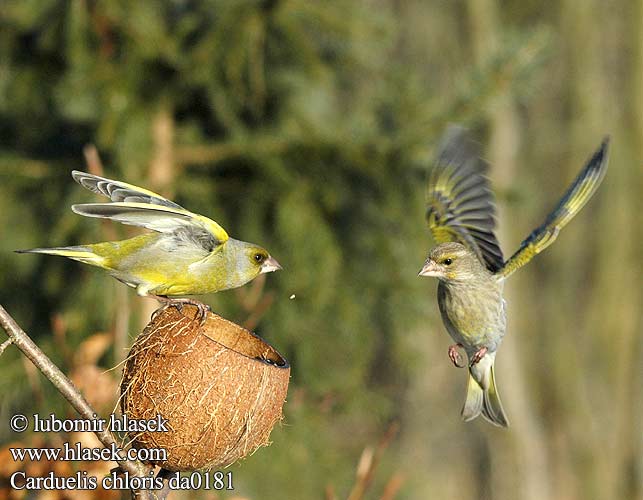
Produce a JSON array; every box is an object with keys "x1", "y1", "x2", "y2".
[{"x1": 437, "y1": 280, "x2": 506, "y2": 352}]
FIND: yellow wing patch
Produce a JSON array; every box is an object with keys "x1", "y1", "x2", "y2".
[
  {"x1": 71, "y1": 171, "x2": 229, "y2": 245},
  {"x1": 426, "y1": 126, "x2": 505, "y2": 272},
  {"x1": 499, "y1": 138, "x2": 609, "y2": 278}
]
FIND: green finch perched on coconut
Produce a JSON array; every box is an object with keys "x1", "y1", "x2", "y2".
[
  {"x1": 419, "y1": 127, "x2": 609, "y2": 427},
  {"x1": 18, "y1": 171, "x2": 282, "y2": 316}
]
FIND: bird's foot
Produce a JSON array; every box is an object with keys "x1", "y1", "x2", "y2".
[
  {"x1": 448, "y1": 343, "x2": 466, "y2": 368},
  {"x1": 151, "y1": 300, "x2": 171, "y2": 321},
  {"x1": 153, "y1": 297, "x2": 211, "y2": 324},
  {"x1": 469, "y1": 346, "x2": 488, "y2": 366}
]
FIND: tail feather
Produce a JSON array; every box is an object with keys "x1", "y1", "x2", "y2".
[
  {"x1": 461, "y1": 372, "x2": 484, "y2": 422},
  {"x1": 461, "y1": 358, "x2": 509, "y2": 427},
  {"x1": 481, "y1": 363, "x2": 508, "y2": 427},
  {"x1": 16, "y1": 246, "x2": 107, "y2": 268}
]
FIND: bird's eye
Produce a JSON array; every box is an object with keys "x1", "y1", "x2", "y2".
[
  {"x1": 443, "y1": 258, "x2": 453, "y2": 266},
  {"x1": 254, "y1": 253, "x2": 266, "y2": 263}
]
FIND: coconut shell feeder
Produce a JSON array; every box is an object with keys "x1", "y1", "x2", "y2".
[{"x1": 120, "y1": 305, "x2": 290, "y2": 471}]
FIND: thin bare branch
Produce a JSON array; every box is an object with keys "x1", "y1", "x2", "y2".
[
  {"x1": 0, "y1": 304, "x2": 170, "y2": 499},
  {"x1": 379, "y1": 472, "x2": 405, "y2": 500},
  {"x1": 0, "y1": 337, "x2": 13, "y2": 355},
  {"x1": 346, "y1": 422, "x2": 400, "y2": 500},
  {"x1": 325, "y1": 484, "x2": 338, "y2": 500},
  {"x1": 83, "y1": 144, "x2": 105, "y2": 175}
]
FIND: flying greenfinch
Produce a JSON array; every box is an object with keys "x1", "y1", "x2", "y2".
[
  {"x1": 419, "y1": 127, "x2": 609, "y2": 427},
  {"x1": 17, "y1": 171, "x2": 282, "y2": 314}
]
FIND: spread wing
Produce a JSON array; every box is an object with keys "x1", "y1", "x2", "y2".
[
  {"x1": 72, "y1": 170, "x2": 184, "y2": 209},
  {"x1": 71, "y1": 171, "x2": 229, "y2": 248},
  {"x1": 499, "y1": 137, "x2": 609, "y2": 278},
  {"x1": 426, "y1": 126, "x2": 504, "y2": 272}
]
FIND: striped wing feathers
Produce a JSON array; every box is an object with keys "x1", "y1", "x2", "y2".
[
  {"x1": 426, "y1": 126, "x2": 505, "y2": 272},
  {"x1": 500, "y1": 138, "x2": 609, "y2": 278},
  {"x1": 71, "y1": 171, "x2": 229, "y2": 246}
]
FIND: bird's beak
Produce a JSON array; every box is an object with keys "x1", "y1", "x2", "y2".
[
  {"x1": 418, "y1": 259, "x2": 441, "y2": 277},
  {"x1": 260, "y1": 256, "x2": 282, "y2": 274}
]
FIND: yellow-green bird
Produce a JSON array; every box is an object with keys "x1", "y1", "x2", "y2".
[
  {"x1": 419, "y1": 127, "x2": 609, "y2": 427},
  {"x1": 17, "y1": 171, "x2": 282, "y2": 314}
]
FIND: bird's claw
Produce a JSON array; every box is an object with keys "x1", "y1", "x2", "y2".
[
  {"x1": 173, "y1": 299, "x2": 210, "y2": 325},
  {"x1": 192, "y1": 301, "x2": 211, "y2": 325},
  {"x1": 469, "y1": 346, "x2": 488, "y2": 366},
  {"x1": 153, "y1": 297, "x2": 211, "y2": 325},
  {"x1": 151, "y1": 302, "x2": 171, "y2": 321},
  {"x1": 448, "y1": 344, "x2": 466, "y2": 368}
]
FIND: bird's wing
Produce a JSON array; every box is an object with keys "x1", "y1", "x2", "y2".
[
  {"x1": 72, "y1": 202, "x2": 229, "y2": 247},
  {"x1": 426, "y1": 126, "x2": 504, "y2": 272},
  {"x1": 499, "y1": 138, "x2": 609, "y2": 278},
  {"x1": 72, "y1": 171, "x2": 184, "y2": 209},
  {"x1": 71, "y1": 171, "x2": 229, "y2": 246}
]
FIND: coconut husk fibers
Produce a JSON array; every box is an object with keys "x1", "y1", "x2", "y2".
[{"x1": 120, "y1": 305, "x2": 290, "y2": 471}]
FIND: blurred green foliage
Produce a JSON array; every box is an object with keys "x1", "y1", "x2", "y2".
[{"x1": 0, "y1": 1, "x2": 641, "y2": 500}]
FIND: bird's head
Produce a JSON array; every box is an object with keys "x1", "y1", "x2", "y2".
[
  {"x1": 418, "y1": 242, "x2": 485, "y2": 282},
  {"x1": 221, "y1": 239, "x2": 282, "y2": 291},
  {"x1": 244, "y1": 245, "x2": 282, "y2": 276}
]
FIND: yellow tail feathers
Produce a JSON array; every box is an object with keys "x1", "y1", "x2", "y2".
[
  {"x1": 462, "y1": 360, "x2": 509, "y2": 427},
  {"x1": 15, "y1": 246, "x2": 107, "y2": 268}
]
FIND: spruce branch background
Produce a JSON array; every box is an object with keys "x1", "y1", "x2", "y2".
[{"x1": 0, "y1": 1, "x2": 641, "y2": 499}]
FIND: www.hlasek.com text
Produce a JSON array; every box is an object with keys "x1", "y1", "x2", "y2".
[{"x1": 10, "y1": 441, "x2": 166, "y2": 463}]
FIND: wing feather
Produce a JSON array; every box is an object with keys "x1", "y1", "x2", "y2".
[
  {"x1": 72, "y1": 202, "x2": 229, "y2": 248},
  {"x1": 70, "y1": 171, "x2": 229, "y2": 246},
  {"x1": 499, "y1": 138, "x2": 609, "y2": 278},
  {"x1": 426, "y1": 126, "x2": 504, "y2": 272},
  {"x1": 72, "y1": 171, "x2": 184, "y2": 209}
]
